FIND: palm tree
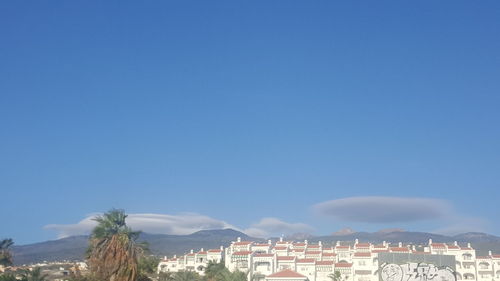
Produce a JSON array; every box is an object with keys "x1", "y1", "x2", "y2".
[
  {"x1": 20, "y1": 267, "x2": 49, "y2": 281},
  {"x1": 87, "y1": 209, "x2": 144, "y2": 281},
  {"x1": 328, "y1": 271, "x2": 342, "y2": 281},
  {"x1": 0, "y1": 239, "x2": 14, "y2": 267}
]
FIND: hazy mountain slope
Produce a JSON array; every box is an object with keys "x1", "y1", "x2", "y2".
[
  {"x1": 12, "y1": 229, "x2": 256, "y2": 265},
  {"x1": 12, "y1": 230, "x2": 500, "y2": 265}
]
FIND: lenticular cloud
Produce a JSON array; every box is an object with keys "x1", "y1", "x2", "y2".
[
  {"x1": 45, "y1": 213, "x2": 239, "y2": 238},
  {"x1": 313, "y1": 196, "x2": 452, "y2": 223}
]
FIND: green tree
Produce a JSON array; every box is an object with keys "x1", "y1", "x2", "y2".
[
  {"x1": 328, "y1": 271, "x2": 342, "y2": 281},
  {"x1": 20, "y1": 267, "x2": 49, "y2": 281},
  {"x1": 221, "y1": 271, "x2": 246, "y2": 281},
  {"x1": 158, "y1": 272, "x2": 175, "y2": 281},
  {"x1": 173, "y1": 271, "x2": 201, "y2": 281},
  {"x1": 0, "y1": 274, "x2": 17, "y2": 281},
  {"x1": 0, "y1": 239, "x2": 14, "y2": 266},
  {"x1": 204, "y1": 261, "x2": 228, "y2": 281},
  {"x1": 137, "y1": 255, "x2": 160, "y2": 281},
  {"x1": 87, "y1": 209, "x2": 145, "y2": 281}
]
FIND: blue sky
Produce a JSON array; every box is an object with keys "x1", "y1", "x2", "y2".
[{"x1": 1, "y1": 1, "x2": 499, "y2": 244}]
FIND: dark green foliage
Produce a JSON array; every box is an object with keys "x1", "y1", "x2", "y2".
[
  {"x1": 203, "y1": 261, "x2": 247, "y2": 281},
  {"x1": 328, "y1": 271, "x2": 342, "y2": 281},
  {"x1": 0, "y1": 274, "x2": 17, "y2": 281},
  {"x1": 159, "y1": 272, "x2": 175, "y2": 281},
  {"x1": 0, "y1": 239, "x2": 14, "y2": 266},
  {"x1": 20, "y1": 267, "x2": 49, "y2": 281},
  {"x1": 139, "y1": 255, "x2": 160, "y2": 274},
  {"x1": 173, "y1": 271, "x2": 202, "y2": 281}
]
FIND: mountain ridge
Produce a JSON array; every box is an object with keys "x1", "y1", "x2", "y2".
[{"x1": 12, "y1": 229, "x2": 500, "y2": 265}]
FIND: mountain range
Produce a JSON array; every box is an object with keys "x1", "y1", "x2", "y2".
[{"x1": 12, "y1": 229, "x2": 500, "y2": 265}]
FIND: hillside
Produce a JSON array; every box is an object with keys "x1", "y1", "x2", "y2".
[
  {"x1": 12, "y1": 229, "x2": 500, "y2": 265},
  {"x1": 12, "y1": 229, "x2": 257, "y2": 265}
]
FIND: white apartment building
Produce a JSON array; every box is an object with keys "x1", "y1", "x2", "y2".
[{"x1": 158, "y1": 237, "x2": 500, "y2": 281}]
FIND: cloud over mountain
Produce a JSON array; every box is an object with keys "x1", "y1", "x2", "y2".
[
  {"x1": 45, "y1": 213, "x2": 314, "y2": 239},
  {"x1": 45, "y1": 213, "x2": 239, "y2": 238},
  {"x1": 244, "y1": 217, "x2": 314, "y2": 238},
  {"x1": 313, "y1": 196, "x2": 452, "y2": 223}
]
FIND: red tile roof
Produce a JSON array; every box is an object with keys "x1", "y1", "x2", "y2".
[
  {"x1": 356, "y1": 243, "x2": 371, "y2": 248},
  {"x1": 297, "y1": 258, "x2": 316, "y2": 263},
  {"x1": 293, "y1": 243, "x2": 306, "y2": 246},
  {"x1": 267, "y1": 270, "x2": 306, "y2": 278},
  {"x1": 292, "y1": 249, "x2": 305, "y2": 252},
  {"x1": 316, "y1": 261, "x2": 334, "y2": 265},
  {"x1": 233, "y1": 251, "x2": 253, "y2": 255},
  {"x1": 336, "y1": 246, "x2": 350, "y2": 250},
  {"x1": 491, "y1": 255, "x2": 500, "y2": 259},
  {"x1": 477, "y1": 256, "x2": 490, "y2": 259},
  {"x1": 308, "y1": 245, "x2": 320, "y2": 248},
  {"x1": 322, "y1": 253, "x2": 337, "y2": 256},
  {"x1": 197, "y1": 251, "x2": 207, "y2": 255},
  {"x1": 335, "y1": 263, "x2": 353, "y2": 267},
  {"x1": 306, "y1": 251, "x2": 321, "y2": 255},
  {"x1": 208, "y1": 249, "x2": 223, "y2": 253},
  {"x1": 274, "y1": 246, "x2": 288, "y2": 250},
  {"x1": 447, "y1": 245, "x2": 460, "y2": 249},
  {"x1": 254, "y1": 243, "x2": 271, "y2": 247},
  {"x1": 277, "y1": 256, "x2": 296, "y2": 261},
  {"x1": 390, "y1": 247, "x2": 410, "y2": 252},
  {"x1": 431, "y1": 243, "x2": 446, "y2": 248}
]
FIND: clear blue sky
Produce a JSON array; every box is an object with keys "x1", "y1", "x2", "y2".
[{"x1": 1, "y1": 1, "x2": 499, "y2": 244}]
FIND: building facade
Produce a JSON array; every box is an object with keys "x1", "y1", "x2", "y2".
[{"x1": 157, "y1": 237, "x2": 500, "y2": 281}]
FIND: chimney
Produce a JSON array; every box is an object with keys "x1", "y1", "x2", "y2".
[
  {"x1": 467, "y1": 243, "x2": 471, "y2": 248},
  {"x1": 305, "y1": 240, "x2": 308, "y2": 244},
  {"x1": 489, "y1": 251, "x2": 492, "y2": 256},
  {"x1": 319, "y1": 241, "x2": 322, "y2": 246},
  {"x1": 190, "y1": 249, "x2": 194, "y2": 254},
  {"x1": 220, "y1": 246, "x2": 224, "y2": 251},
  {"x1": 399, "y1": 242, "x2": 402, "y2": 247},
  {"x1": 429, "y1": 239, "x2": 433, "y2": 245},
  {"x1": 412, "y1": 245, "x2": 416, "y2": 251},
  {"x1": 383, "y1": 241, "x2": 386, "y2": 246},
  {"x1": 174, "y1": 255, "x2": 177, "y2": 258},
  {"x1": 268, "y1": 240, "x2": 272, "y2": 245},
  {"x1": 237, "y1": 237, "x2": 241, "y2": 242},
  {"x1": 164, "y1": 256, "x2": 167, "y2": 260},
  {"x1": 201, "y1": 248, "x2": 204, "y2": 252},
  {"x1": 336, "y1": 241, "x2": 340, "y2": 247},
  {"x1": 355, "y1": 239, "x2": 359, "y2": 244},
  {"x1": 280, "y1": 236, "x2": 283, "y2": 242},
  {"x1": 454, "y1": 241, "x2": 458, "y2": 246}
]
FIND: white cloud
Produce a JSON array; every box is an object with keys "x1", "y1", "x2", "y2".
[
  {"x1": 244, "y1": 217, "x2": 314, "y2": 238},
  {"x1": 45, "y1": 213, "x2": 313, "y2": 239},
  {"x1": 313, "y1": 196, "x2": 452, "y2": 223},
  {"x1": 45, "y1": 213, "x2": 239, "y2": 238}
]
